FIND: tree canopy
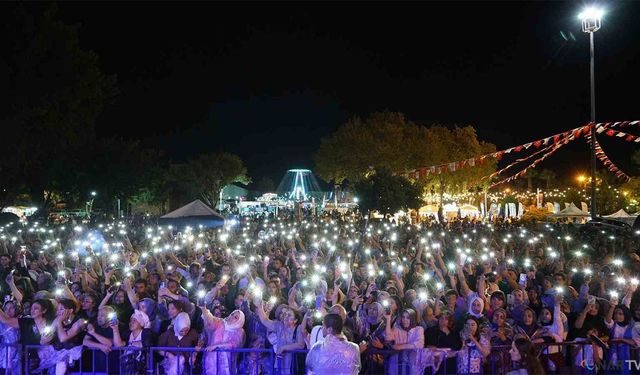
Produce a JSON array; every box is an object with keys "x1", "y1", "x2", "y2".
[
  {"x1": 315, "y1": 111, "x2": 497, "y2": 201},
  {"x1": 354, "y1": 168, "x2": 422, "y2": 215},
  {"x1": 0, "y1": 5, "x2": 117, "y2": 209},
  {"x1": 183, "y1": 152, "x2": 251, "y2": 209}
]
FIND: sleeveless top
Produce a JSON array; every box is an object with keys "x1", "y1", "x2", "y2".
[{"x1": 54, "y1": 315, "x2": 85, "y2": 350}]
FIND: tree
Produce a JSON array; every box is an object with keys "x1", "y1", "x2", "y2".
[
  {"x1": 314, "y1": 112, "x2": 497, "y2": 205},
  {"x1": 184, "y1": 152, "x2": 251, "y2": 208},
  {"x1": 314, "y1": 111, "x2": 432, "y2": 184},
  {"x1": 538, "y1": 169, "x2": 557, "y2": 190},
  {"x1": 564, "y1": 179, "x2": 627, "y2": 215},
  {"x1": 424, "y1": 126, "x2": 497, "y2": 205},
  {"x1": 256, "y1": 177, "x2": 276, "y2": 193},
  {"x1": 129, "y1": 163, "x2": 184, "y2": 214},
  {"x1": 0, "y1": 4, "x2": 117, "y2": 210},
  {"x1": 354, "y1": 168, "x2": 422, "y2": 215}
]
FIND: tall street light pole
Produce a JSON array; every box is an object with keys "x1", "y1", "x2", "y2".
[{"x1": 579, "y1": 7, "x2": 603, "y2": 219}]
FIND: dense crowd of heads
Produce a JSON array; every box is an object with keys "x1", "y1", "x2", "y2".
[{"x1": 0, "y1": 211, "x2": 639, "y2": 374}]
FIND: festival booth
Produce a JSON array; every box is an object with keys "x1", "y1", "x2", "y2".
[
  {"x1": 459, "y1": 204, "x2": 481, "y2": 218},
  {"x1": 159, "y1": 199, "x2": 225, "y2": 229},
  {"x1": 604, "y1": 209, "x2": 633, "y2": 219},
  {"x1": 604, "y1": 209, "x2": 637, "y2": 226},
  {"x1": 551, "y1": 203, "x2": 590, "y2": 222},
  {"x1": 418, "y1": 204, "x2": 439, "y2": 217}
]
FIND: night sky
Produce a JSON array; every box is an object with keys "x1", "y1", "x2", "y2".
[{"x1": 51, "y1": 1, "x2": 640, "y2": 184}]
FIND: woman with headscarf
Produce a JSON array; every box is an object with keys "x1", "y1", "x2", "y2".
[
  {"x1": 115, "y1": 309, "x2": 155, "y2": 375},
  {"x1": 513, "y1": 308, "x2": 542, "y2": 340},
  {"x1": 358, "y1": 302, "x2": 385, "y2": 342},
  {"x1": 255, "y1": 298, "x2": 305, "y2": 375},
  {"x1": 605, "y1": 298, "x2": 640, "y2": 375},
  {"x1": 535, "y1": 295, "x2": 564, "y2": 373},
  {"x1": 158, "y1": 311, "x2": 199, "y2": 375},
  {"x1": 138, "y1": 297, "x2": 162, "y2": 334},
  {"x1": 487, "y1": 308, "x2": 514, "y2": 375},
  {"x1": 384, "y1": 308, "x2": 424, "y2": 375},
  {"x1": 0, "y1": 299, "x2": 22, "y2": 375},
  {"x1": 201, "y1": 306, "x2": 246, "y2": 375},
  {"x1": 356, "y1": 302, "x2": 387, "y2": 375},
  {"x1": 456, "y1": 294, "x2": 489, "y2": 336}
]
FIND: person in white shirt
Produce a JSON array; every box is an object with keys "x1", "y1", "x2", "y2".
[{"x1": 306, "y1": 313, "x2": 360, "y2": 375}]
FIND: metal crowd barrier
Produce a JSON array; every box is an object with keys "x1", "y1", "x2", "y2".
[{"x1": 0, "y1": 340, "x2": 634, "y2": 375}]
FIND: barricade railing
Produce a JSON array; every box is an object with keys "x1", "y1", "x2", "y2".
[
  {"x1": 23, "y1": 344, "x2": 144, "y2": 375},
  {"x1": 0, "y1": 340, "x2": 631, "y2": 375}
]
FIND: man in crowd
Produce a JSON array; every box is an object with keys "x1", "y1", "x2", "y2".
[{"x1": 306, "y1": 313, "x2": 361, "y2": 375}]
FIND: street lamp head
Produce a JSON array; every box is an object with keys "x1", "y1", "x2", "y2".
[{"x1": 579, "y1": 7, "x2": 603, "y2": 33}]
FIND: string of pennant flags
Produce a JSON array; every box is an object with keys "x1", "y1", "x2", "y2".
[
  {"x1": 586, "y1": 132, "x2": 632, "y2": 182},
  {"x1": 485, "y1": 129, "x2": 578, "y2": 180},
  {"x1": 488, "y1": 136, "x2": 577, "y2": 188},
  {"x1": 403, "y1": 120, "x2": 640, "y2": 184}
]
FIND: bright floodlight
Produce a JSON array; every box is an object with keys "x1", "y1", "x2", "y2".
[
  {"x1": 91, "y1": 191, "x2": 97, "y2": 197},
  {"x1": 579, "y1": 7, "x2": 603, "y2": 33}
]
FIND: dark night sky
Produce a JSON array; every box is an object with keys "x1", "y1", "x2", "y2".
[{"x1": 50, "y1": 1, "x2": 640, "y2": 184}]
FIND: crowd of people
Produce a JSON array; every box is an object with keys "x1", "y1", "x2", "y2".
[{"x1": 0, "y1": 210, "x2": 638, "y2": 375}]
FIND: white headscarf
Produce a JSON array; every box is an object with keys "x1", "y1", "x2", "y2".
[
  {"x1": 468, "y1": 295, "x2": 484, "y2": 318},
  {"x1": 224, "y1": 310, "x2": 245, "y2": 330},
  {"x1": 173, "y1": 312, "x2": 191, "y2": 340},
  {"x1": 131, "y1": 309, "x2": 151, "y2": 329}
]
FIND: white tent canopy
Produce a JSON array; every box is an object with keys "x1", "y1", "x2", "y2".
[
  {"x1": 159, "y1": 199, "x2": 225, "y2": 228},
  {"x1": 418, "y1": 204, "x2": 439, "y2": 215},
  {"x1": 552, "y1": 203, "x2": 590, "y2": 217},
  {"x1": 604, "y1": 209, "x2": 633, "y2": 218},
  {"x1": 161, "y1": 199, "x2": 222, "y2": 218}
]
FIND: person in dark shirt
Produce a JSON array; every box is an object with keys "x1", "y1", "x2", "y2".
[
  {"x1": 425, "y1": 312, "x2": 462, "y2": 375},
  {"x1": 83, "y1": 305, "x2": 119, "y2": 373}
]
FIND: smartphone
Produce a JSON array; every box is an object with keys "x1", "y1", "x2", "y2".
[
  {"x1": 315, "y1": 295, "x2": 323, "y2": 309},
  {"x1": 382, "y1": 300, "x2": 391, "y2": 314},
  {"x1": 518, "y1": 273, "x2": 527, "y2": 287},
  {"x1": 588, "y1": 295, "x2": 596, "y2": 305},
  {"x1": 197, "y1": 296, "x2": 206, "y2": 307},
  {"x1": 108, "y1": 312, "x2": 118, "y2": 326},
  {"x1": 459, "y1": 256, "x2": 466, "y2": 267}
]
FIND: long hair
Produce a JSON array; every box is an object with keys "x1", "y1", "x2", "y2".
[
  {"x1": 513, "y1": 337, "x2": 545, "y2": 374},
  {"x1": 615, "y1": 304, "x2": 632, "y2": 327},
  {"x1": 464, "y1": 316, "x2": 482, "y2": 339},
  {"x1": 33, "y1": 299, "x2": 56, "y2": 323}
]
